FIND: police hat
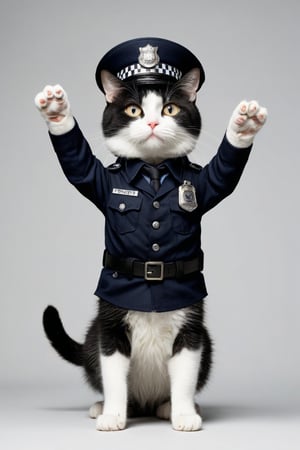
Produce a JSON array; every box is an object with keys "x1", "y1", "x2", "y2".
[{"x1": 95, "y1": 37, "x2": 205, "y2": 92}]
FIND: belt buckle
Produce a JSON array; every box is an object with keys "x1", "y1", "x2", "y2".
[{"x1": 144, "y1": 261, "x2": 164, "y2": 281}]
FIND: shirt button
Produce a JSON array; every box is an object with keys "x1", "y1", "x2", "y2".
[
  {"x1": 152, "y1": 201, "x2": 160, "y2": 209},
  {"x1": 152, "y1": 221, "x2": 160, "y2": 230},
  {"x1": 152, "y1": 243, "x2": 160, "y2": 252},
  {"x1": 118, "y1": 202, "x2": 126, "y2": 212}
]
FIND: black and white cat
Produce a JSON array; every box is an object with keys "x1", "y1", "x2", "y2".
[{"x1": 35, "y1": 67, "x2": 267, "y2": 432}]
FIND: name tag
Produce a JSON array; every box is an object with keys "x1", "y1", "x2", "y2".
[{"x1": 112, "y1": 188, "x2": 139, "y2": 197}]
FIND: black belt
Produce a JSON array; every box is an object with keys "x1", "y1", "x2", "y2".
[{"x1": 103, "y1": 250, "x2": 203, "y2": 281}]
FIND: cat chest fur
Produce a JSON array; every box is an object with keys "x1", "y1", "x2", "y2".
[{"x1": 125, "y1": 309, "x2": 186, "y2": 408}]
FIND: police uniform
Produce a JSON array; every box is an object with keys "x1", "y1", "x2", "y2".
[{"x1": 49, "y1": 38, "x2": 252, "y2": 312}]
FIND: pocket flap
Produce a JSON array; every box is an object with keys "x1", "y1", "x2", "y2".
[{"x1": 108, "y1": 195, "x2": 142, "y2": 213}]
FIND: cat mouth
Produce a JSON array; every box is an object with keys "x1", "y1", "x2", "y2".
[{"x1": 145, "y1": 131, "x2": 163, "y2": 142}]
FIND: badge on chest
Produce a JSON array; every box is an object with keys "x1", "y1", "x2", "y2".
[{"x1": 178, "y1": 180, "x2": 198, "y2": 212}]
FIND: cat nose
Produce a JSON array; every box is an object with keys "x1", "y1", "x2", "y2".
[{"x1": 148, "y1": 121, "x2": 159, "y2": 129}]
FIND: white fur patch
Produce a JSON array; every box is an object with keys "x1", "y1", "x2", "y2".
[
  {"x1": 168, "y1": 347, "x2": 203, "y2": 431},
  {"x1": 125, "y1": 309, "x2": 186, "y2": 407},
  {"x1": 89, "y1": 401, "x2": 103, "y2": 419},
  {"x1": 97, "y1": 352, "x2": 129, "y2": 431}
]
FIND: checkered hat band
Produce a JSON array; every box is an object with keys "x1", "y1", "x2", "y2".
[{"x1": 117, "y1": 63, "x2": 182, "y2": 81}]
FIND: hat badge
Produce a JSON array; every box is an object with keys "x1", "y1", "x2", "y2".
[{"x1": 138, "y1": 44, "x2": 160, "y2": 68}]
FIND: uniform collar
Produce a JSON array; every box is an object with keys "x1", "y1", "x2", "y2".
[{"x1": 123, "y1": 157, "x2": 188, "y2": 184}]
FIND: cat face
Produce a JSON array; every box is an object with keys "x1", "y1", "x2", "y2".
[{"x1": 101, "y1": 69, "x2": 201, "y2": 164}]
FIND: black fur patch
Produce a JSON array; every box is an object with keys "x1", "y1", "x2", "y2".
[{"x1": 102, "y1": 81, "x2": 201, "y2": 139}]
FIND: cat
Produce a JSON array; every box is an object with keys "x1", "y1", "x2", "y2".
[{"x1": 35, "y1": 65, "x2": 267, "y2": 432}]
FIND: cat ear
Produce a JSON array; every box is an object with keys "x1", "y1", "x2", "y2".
[
  {"x1": 101, "y1": 70, "x2": 124, "y2": 103},
  {"x1": 176, "y1": 68, "x2": 201, "y2": 102}
]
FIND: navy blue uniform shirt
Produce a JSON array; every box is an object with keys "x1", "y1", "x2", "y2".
[{"x1": 50, "y1": 122, "x2": 251, "y2": 312}]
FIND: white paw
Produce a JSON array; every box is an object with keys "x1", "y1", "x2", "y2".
[
  {"x1": 34, "y1": 84, "x2": 75, "y2": 135},
  {"x1": 172, "y1": 413, "x2": 202, "y2": 432},
  {"x1": 96, "y1": 414, "x2": 126, "y2": 431},
  {"x1": 226, "y1": 100, "x2": 268, "y2": 148},
  {"x1": 35, "y1": 85, "x2": 69, "y2": 121},
  {"x1": 89, "y1": 401, "x2": 104, "y2": 419},
  {"x1": 156, "y1": 401, "x2": 171, "y2": 420}
]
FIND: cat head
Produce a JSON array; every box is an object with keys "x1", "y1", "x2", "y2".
[{"x1": 100, "y1": 68, "x2": 202, "y2": 164}]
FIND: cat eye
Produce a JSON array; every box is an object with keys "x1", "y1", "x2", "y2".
[
  {"x1": 162, "y1": 103, "x2": 181, "y2": 117},
  {"x1": 124, "y1": 104, "x2": 143, "y2": 118}
]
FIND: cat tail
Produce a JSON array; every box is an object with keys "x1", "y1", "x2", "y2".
[
  {"x1": 197, "y1": 325, "x2": 213, "y2": 390},
  {"x1": 43, "y1": 305, "x2": 84, "y2": 366}
]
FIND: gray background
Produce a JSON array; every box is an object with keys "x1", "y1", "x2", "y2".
[{"x1": 1, "y1": 0, "x2": 299, "y2": 448}]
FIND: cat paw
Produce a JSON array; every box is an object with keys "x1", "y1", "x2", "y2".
[
  {"x1": 89, "y1": 401, "x2": 104, "y2": 419},
  {"x1": 35, "y1": 85, "x2": 69, "y2": 121},
  {"x1": 156, "y1": 401, "x2": 171, "y2": 420},
  {"x1": 172, "y1": 413, "x2": 202, "y2": 432},
  {"x1": 34, "y1": 85, "x2": 75, "y2": 135},
  {"x1": 96, "y1": 414, "x2": 126, "y2": 431},
  {"x1": 226, "y1": 100, "x2": 267, "y2": 148}
]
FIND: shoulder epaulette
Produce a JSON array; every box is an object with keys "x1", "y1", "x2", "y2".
[
  {"x1": 107, "y1": 162, "x2": 122, "y2": 171},
  {"x1": 188, "y1": 162, "x2": 202, "y2": 172}
]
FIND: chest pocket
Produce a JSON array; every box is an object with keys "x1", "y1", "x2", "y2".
[
  {"x1": 107, "y1": 195, "x2": 142, "y2": 234},
  {"x1": 170, "y1": 203, "x2": 200, "y2": 235}
]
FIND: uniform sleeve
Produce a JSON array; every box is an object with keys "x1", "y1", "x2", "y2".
[
  {"x1": 49, "y1": 121, "x2": 108, "y2": 212},
  {"x1": 198, "y1": 134, "x2": 252, "y2": 215}
]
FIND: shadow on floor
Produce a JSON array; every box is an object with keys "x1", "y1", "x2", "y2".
[
  {"x1": 201, "y1": 403, "x2": 300, "y2": 422},
  {"x1": 40, "y1": 402, "x2": 300, "y2": 424}
]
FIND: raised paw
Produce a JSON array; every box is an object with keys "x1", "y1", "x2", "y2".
[
  {"x1": 226, "y1": 100, "x2": 268, "y2": 148},
  {"x1": 89, "y1": 401, "x2": 104, "y2": 419},
  {"x1": 96, "y1": 414, "x2": 126, "y2": 432},
  {"x1": 34, "y1": 85, "x2": 70, "y2": 123},
  {"x1": 172, "y1": 413, "x2": 202, "y2": 432}
]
